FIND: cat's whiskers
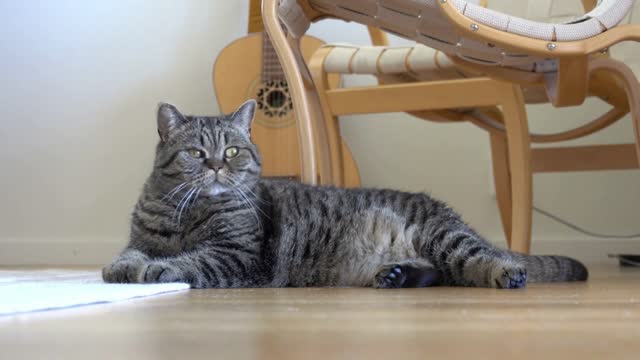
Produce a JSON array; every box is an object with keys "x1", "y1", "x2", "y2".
[
  {"x1": 172, "y1": 175, "x2": 207, "y2": 226},
  {"x1": 172, "y1": 185, "x2": 194, "y2": 223},
  {"x1": 226, "y1": 174, "x2": 271, "y2": 220},
  {"x1": 225, "y1": 176, "x2": 263, "y2": 232},
  {"x1": 175, "y1": 186, "x2": 200, "y2": 226},
  {"x1": 236, "y1": 179, "x2": 270, "y2": 205},
  {"x1": 183, "y1": 186, "x2": 203, "y2": 223},
  {"x1": 162, "y1": 181, "x2": 189, "y2": 201},
  {"x1": 233, "y1": 187, "x2": 263, "y2": 233},
  {"x1": 225, "y1": 172, "x2": 269, "y2": 205},
  {"x1": 162, "y1": 173, "x2": 208, "y2": 201},
  {"x1": 187, "y1": 187, "x2": 203, "y2": 215}
]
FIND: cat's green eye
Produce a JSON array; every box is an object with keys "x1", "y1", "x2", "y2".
[
  {"x1": 224, "y1": 146, "x2": 239, "y2": 158},
  {"x1": 188, "y1": 149, "x2": 204, "y2": 158}
]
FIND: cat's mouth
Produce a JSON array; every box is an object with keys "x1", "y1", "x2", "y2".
[
  {"x1": 207, "y1": 182, "x2": 228, "y2": 196},
  {"x1": 203, "y1": 170, "x2": 229, "y2": 197},
  {"x1": 203, "y1": 170, "x2": 241, "y2": 197}
]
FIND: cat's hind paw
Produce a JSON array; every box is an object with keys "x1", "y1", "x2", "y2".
[
  {"x1": 492, "y1": 266, "x2": 527, "y2": 289},
  {"x1": 374, "y1": 265, "x2": 407, "y2": 289}
]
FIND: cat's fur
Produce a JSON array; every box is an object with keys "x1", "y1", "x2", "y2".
[{"x1": 102, "y1": 101, "x2": 588, "y2": 289}]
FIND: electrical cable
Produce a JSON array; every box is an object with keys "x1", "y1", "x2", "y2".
[{"x1": 533, "y1": 205, "x2": 640, "y2": 239}]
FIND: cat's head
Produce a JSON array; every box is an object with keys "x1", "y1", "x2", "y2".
[{"x1": 152, "y1": 100, "x2": 261, "y2": 198}]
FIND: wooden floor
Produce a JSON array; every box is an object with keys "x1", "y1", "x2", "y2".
[{"x1": 1, "y1": 264, "x2": 640, "y2": 359}]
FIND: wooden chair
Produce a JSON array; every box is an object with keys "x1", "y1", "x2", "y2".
[{"x1": 262, "y1": 0, "x2": 640, "y2": 254}]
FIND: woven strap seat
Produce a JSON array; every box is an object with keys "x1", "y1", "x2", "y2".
[
  {"x1": 321, "y1": 43, "x2": 551, "y2": 103},
  {"x1": 323, "y1": 44, "x2": 461, "y2": 79}
]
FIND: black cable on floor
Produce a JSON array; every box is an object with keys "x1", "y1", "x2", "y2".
[{"x1": 533, "y1": 205, "x2": 640, "y2": 239}]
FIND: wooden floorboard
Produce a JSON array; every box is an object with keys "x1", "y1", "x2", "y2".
[{"x1": 1, "y1": 264, "x2": 640, "y2": 359}]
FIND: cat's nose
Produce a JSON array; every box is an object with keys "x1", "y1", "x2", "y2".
[{"x1": 206, "y1": 159, "x2": 224, "y2": 172}]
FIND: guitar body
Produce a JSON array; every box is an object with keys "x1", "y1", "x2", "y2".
[{"x1": 213, "y1": 33, "x2": 360, "y2": 186}]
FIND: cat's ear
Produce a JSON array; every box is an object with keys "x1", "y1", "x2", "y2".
[
  {"x1": 157, "y1": 103, "x2": 187, "y2": 142},
  {"x1": 231, "y1": 99, "x2": 256, "y2": 134}
]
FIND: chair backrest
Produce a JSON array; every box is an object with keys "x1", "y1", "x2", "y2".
[{"x1": 279, "y1": 0, "x2": 633, "y2": 73}]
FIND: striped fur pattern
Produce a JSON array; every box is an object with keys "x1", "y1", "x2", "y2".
[{"x1": 103, "y1": 101, "x2": 588, "y2": 289}]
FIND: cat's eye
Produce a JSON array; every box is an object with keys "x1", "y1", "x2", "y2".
[
  {"x1": 188, "y1": 149, "x2": 204, "y2": 158},
  {"x1": 224, "y1": 146, "x2": 239, "y2": 158}
]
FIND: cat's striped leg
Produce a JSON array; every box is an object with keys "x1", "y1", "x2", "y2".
[
  {"x1": 102, "y1": 248, "x2": 150, "y2": 283},
  {"x1": 425, "y1": 228, "x2": 527, "y2": 289},
  {"x1": 138, "y1": 246, "x2": 265, "y2": 288}
]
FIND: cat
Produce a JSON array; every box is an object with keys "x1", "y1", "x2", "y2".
[{"x1": 102, "y1": 100, "x2": 588, "y2": 289}]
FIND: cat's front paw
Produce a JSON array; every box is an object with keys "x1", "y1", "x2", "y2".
[
  {"x1": 139, "y1": 262, "x2": 183, "y2": 283},
  {"x1": 102, "y1": 260, "x2": 144, "y2": 283},
  {"x1": 491, "y1": 265, "x2": 527, "y2": 289}
]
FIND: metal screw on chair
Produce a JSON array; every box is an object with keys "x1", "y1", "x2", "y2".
[
  {"x1": 547, "y1": 43, "x2": 557, "y2": 51},
  {"x1": 470, "y1": 24, "x2": 479, "y2": 31}
]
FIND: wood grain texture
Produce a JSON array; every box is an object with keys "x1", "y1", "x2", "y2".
[
  {"x1": 325, "y1": 78, "x2": 509, "y2": 115},
  {"x1": 489, "y1": 132, "x2": 512, "y2": 247},
  {"x1": 247, "y1": 0, "x2": 264, "y2": 33},
  {"x1": 532, "y1": 144, "x2": 639, "y2": 173},
  {"x1": 499, "y1": 82, "x2": 532, "y2": 255},
  {"x1": 309, "y1": 47, "x2": 347, "y2": 186},
  {"x1": 1, "y1": 265, "x2": 640, "y2": 359},
  {"x1": 547, "y1": 57, "x2": 589, "y2": 107}
]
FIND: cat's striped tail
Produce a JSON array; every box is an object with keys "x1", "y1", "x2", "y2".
[{"x1": 516, "y1": 254, "x2": 589, "y2": 282}]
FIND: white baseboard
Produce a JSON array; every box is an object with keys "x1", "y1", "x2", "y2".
[{"x1": 0, "y1": 237, "x2": 637, "y2": 266}]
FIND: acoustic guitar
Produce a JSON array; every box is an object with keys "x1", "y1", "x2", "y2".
[{"x1": 212, "y1": 0, "x2": 359, "y2": 186}]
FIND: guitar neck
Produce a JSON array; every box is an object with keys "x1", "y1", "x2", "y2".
[
  {"x1": 248, "y1": 0, "x2": 285, "y2": 81},
  {"x1": 262, "y1": 34, "x2": 286, "y2": 81},
  {"x1": 248, "y1": 0, "x2": 264, "y2": 33}
]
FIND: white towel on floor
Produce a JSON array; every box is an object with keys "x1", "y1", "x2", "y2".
[{"x1": 0, "y1": 269, "x2": 189, "y2": 316}]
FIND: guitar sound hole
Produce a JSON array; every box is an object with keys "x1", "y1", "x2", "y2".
[
  {"x1": 267, "y1": 90, "x2": 286, "y2": 108},
  {"x1": 255, "y1": 80, "x2": 293, "y2": 119}
]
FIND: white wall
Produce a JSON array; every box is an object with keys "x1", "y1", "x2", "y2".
[{"x1": 0, "y1": 0, "x2": 639, "y2": 265}]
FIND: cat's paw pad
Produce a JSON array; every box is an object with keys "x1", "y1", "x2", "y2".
[
  {"x1": 139, "y1": 262, "x2": 182, "y2": 283},
  {"x1": 374, "y1": 265, "x2": 407, "y2": 289},
  {"x1": 493, "y1": 266, "x2": 527, "y2": 289},
  {"x1": 102, "y1": 261, "x2": 142, "y2": 283}
]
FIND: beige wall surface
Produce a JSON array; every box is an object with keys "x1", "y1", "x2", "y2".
[{"x1": 0, "y1": 1, "x2": 638, "y2": 265}]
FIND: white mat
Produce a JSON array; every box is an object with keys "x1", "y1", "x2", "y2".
[{"x1": 0, "y1": 269, "x2": 189, "y2": 316}]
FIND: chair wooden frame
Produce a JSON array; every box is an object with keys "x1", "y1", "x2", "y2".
[{"x1": 263, "y1": 0, "x2": 640, "y2": 254}]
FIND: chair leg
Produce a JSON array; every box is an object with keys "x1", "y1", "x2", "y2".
[
  {"x1": 635, "y1": 111, "x2": 640, "y2": 168},
  {"x1": 489, "y1": 132, "x2": 513, "y2": 248},
  {"x1": 309, "y1": 47, "x2": 346, "y2": 186},
  {"x1": 498, "y1": 83, "x2": 533, "y2": 254},
  {"x1": 588, "y1": 58, "x2": 640, "y2": 169},
  {"x1": 262, "y1": 0, "x2": 333, "y2": 185}
]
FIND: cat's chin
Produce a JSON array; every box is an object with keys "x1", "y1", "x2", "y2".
[{"x1": 206, "y1": 183, "x2": 229, "y2": 197}]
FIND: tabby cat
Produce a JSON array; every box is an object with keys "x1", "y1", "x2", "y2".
[{"x1": 102, "y1": 101, "x2": 588, "y2": 289}]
